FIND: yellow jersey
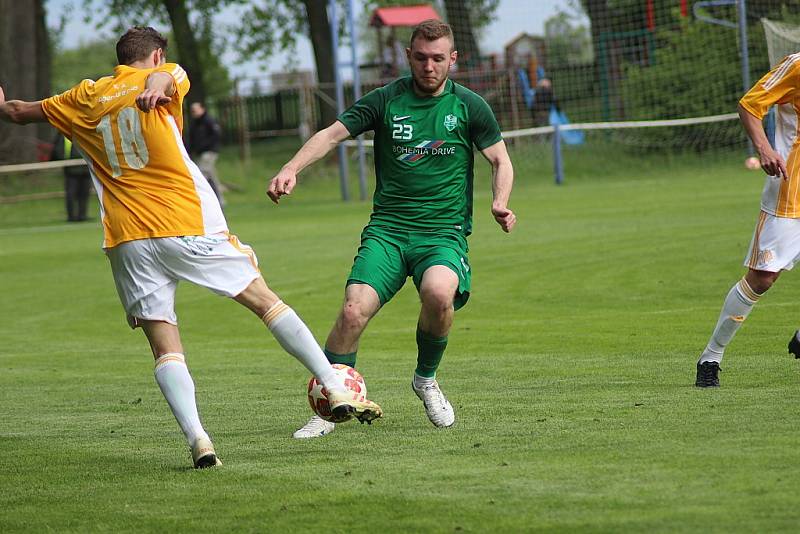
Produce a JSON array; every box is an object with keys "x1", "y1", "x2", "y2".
[
  {"x1": 740, "y1": 53, "x2": 800, "y2": 218},
  {"x1": 42, "y1": 63, "x2": 227, "y2": 248}
]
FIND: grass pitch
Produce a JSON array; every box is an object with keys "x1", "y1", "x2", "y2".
[{"x1": 2, "y1": 140, "x2": 800, "y2": 532}]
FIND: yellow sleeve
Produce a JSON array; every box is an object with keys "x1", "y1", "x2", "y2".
[
  {"x1": 740, "y1": 55, "x2": 800, "y2": 119},
  {"x1": 41, "y1": 79, "x2": 93, "y2": 138},
  {"x1": 154, "y1": 63, "x2": 190, "y2": 111}
]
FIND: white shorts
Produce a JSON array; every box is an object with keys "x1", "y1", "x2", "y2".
[
  {"x1": 743, "y1": 211, "x2": 800, "y2": 272},
  {"x1": 105, "y1": 233, "x2": 260, "y2": 328}
]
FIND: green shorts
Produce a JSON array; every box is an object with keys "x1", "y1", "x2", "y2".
[{"x1": 347, "y1": 225, "x2": 472, "y2": 310}]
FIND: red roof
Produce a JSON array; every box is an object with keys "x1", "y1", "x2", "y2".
[{"x1": 370, "y1": 5, "x2": 440, "y2": 28}]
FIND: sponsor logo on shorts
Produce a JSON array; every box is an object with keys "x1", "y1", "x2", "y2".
[{"x1": 757, "y1": 249, "x2": 774, "y2": 266}]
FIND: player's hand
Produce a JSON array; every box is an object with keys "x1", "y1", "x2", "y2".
[
  {"x1": 492, "y1": 204, "x2": 516, "y2": 233},
  {"x1": 135, "y1": 89, "x2": 171, "y2": 112},
  {"x1": 0, "y1": 86, "x2": 5, "y2": 105},
  {"x1": 267, "y1": 168, "x2": 298, "y2": 204},
  {"x1": 757, "y1": 146, "x2": 788, "y2": 180}
]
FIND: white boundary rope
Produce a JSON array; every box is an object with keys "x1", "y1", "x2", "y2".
[
  {"x1": 0, "y1": 113, "x2": 740, "y2": 172},
  {"x1": 342, "y1": 113, "x2": 740, "y2": 146},
  {"x1": 0, "y1": 158, "x2": 85, "y2": 174}
]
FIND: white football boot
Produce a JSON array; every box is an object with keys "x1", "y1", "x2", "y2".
[
  {"x1": 412, "y1": 379, "x2": 455, "y2": 428},
  {"x1": 292, "y1": 415, "x2": 336, "y2": 439},
  {"x1": 191, "y1": 436, "x2": 222, "y2": 468}
]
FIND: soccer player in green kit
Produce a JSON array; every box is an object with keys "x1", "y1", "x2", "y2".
[{"x1": 268, "y1": 19, "x2": 516, "y2": 438}]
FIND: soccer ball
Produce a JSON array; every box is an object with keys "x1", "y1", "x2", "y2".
[
  {"x1": 307, "y1": 364, "x2": 367, "y2": 422},
  {"x1": 745, "y1": 156, "x2": 761, "y2": 170}
]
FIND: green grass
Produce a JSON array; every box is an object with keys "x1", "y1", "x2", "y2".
[{"x1": 2, "y1": 141, "x2": 799, "y2": 532}]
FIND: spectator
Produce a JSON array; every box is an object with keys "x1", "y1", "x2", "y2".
[
  {"x1": 51, "y1": 131, "x2": 91, "y2": 222},
  {"x1": 531, "y1": 78, "x2": 556, "y2": 127},
  {"x1": 188, "y1": 102, "x2": 225, "y2": 207}
]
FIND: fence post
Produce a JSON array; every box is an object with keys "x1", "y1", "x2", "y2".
[
  {"x1": 553, "y1": 124, "x2": 564, "y2": 185},
  {"x1": 509, "y1": 69, "x2": 521, "y2": 131},
  {"x1": 329, "y1": 0, "x2": 350, "y2": 201},
  {"x1": 346, "y1": 0, "x2": 368, "y2": 201},
  {"x1": 234, "y1": 79, "x2": 250, "y2": 164}
]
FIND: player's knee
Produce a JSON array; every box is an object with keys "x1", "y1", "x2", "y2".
[
  {"x1": 746, "y1": 269, "x2": 780, "y2": 294},
  {"x1": 420, "y1": 285, "x2": 455, "y2": 314},
  {"x1": 339, "y1": 301, "x2": 372, "y2": 331}
]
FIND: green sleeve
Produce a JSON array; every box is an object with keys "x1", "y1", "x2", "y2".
[
  {"x1": 467, "y1": 94, "x2": 503, "y2": 150},
  {"x1": 338, "y1": 86, "x2": 385, "y2": 137}
]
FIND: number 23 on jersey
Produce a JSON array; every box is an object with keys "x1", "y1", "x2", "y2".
[{"x1": 392, "y1": 122, "x2": 413, "y2": 140}]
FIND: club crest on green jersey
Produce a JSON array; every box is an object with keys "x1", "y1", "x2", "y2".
[{"x1": 444, "y1": 114, "x2": 458, "y2": 132}]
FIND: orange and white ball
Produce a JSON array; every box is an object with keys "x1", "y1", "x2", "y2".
[
  {"x1": 745, "y1": 156, "x2": 761, "y2": 170},
  {"x1": 307, "y1": 364, "x2": 367, "y2": 422}
]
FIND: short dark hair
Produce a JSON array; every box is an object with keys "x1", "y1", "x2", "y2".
[
  {"x1": 410, "y1": 19, "x2": 453, "y2": 49},
  {"x1": 116, "y1": 26, "x2": 168, "y2": 65}
]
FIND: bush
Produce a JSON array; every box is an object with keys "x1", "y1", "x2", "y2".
[{"x1": 618, "y1": 19, "x2": 769, "y2": 150}]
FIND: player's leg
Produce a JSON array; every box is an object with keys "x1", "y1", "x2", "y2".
[
  {"x1": 64, "y1": 175, "x2": 79, "y2": 221},
  {"x1": 76, "y1": 176, "x2": 90, "y2": 221},
  {"x1": 293, "y1": 283, "x2": 383, "y2": 439},
  {"x1": 407, "y1": 232, "x2": 470, "y2": 427},
  {"x1": 233, "y1": 276, "x2": 353, "y2": 393},
  {"x1": 159, "y1": 233, "x2": 381, "y2": 423},
  {"x1": 199, "y1": 151, "x2": 224, "y2": 207},
  {"x1": 295, "y1": 228, "x2": 404, "y2": 438},
  {"x1": 324, "y1": 283, "x2": 382, "y2": 364},
  {"x1": 696, "y1": 211, "x2": 800, "y2": 387},
  {"x1": 696, "y1": 269, "x2": 776, "y2": 387},
  {"x1": 140, "y1": 318, "x2": 220, "y2": 469},
  {"x1": 412, "y1": 265, "x2": 459, "y2": 428},
  {"x1": 323, "y1": 227, "x2": 405, "y2": 369},
  {"x1": 236, "y1": 277, "x2": 382, "y2": 424},
  {"x1": 105, "y1": 239, "x2": 220, "y2": 468}
]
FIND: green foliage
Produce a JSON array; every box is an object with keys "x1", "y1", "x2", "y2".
[
  {"x1": 237, "y1": 0, "x2": 502, "y2": 63},
  {"x1": 745, "y1": 0, "x2": 800, "y2": 20},
  {"x1": 51, "y1": 38, "x2": 118, "y2": 93},
  {"x1": 235, "y1": 0, "x2": 310, "y2": 64},
  {"x1": 70, "y1": 0, "x2": 232, "y2": 100},
  {"x1": 171, "y1": 28, "x2": 233, "y2": 101},
  {"x1": 545, "y1": 9, "x2": 593, "y2": 65},
  {"x1": 622, "y1": 22, "x2": 741, "y2": 120},
  {"x1": 619, "y1": 19, "x2": 769, "y2": 148}
]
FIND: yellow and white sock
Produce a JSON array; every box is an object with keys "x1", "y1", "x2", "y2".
[
  {"x1": 262, "y1": 301, "x2": 345, "y2": 393},
  {"x1": 699, "y1": 278, "x2": 761, "y2": 364},
  {"x1": 154, "y1": 353, "x2": 209, "y2": 446}
]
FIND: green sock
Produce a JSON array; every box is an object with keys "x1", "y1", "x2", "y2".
[
  {"x1": 323, "y1": 348, "x2": 357, "y2": 368},
  {"x1": 415, "y1": 327, "x2": 448, "y2": 378}
]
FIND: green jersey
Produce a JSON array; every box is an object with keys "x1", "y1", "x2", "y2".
[{"x1": 338, "y1": 77, "x2": 502, "y2": 235}]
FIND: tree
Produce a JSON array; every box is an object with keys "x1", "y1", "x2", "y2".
[
  {"x1": 0, "y1": 0, "x2": 50, "y2": 163},
  {"x1": 236, "y1": 1, "x2": 338, "y2": 129},
  {"x1": 77, "y1": 0, "x2": 232, "y2": 105},
  {"x1": 443, "y1": 0, "x2": 480, "y2": 65},
  {"x1": 51, "y1": 39, "x2": 118, "y2": 94},
  {"x1": 544, "y1": 10, "x2": 593, "y2": 66},
  {"x1": 162, "y1": 0, "x2": 207, "y2": 105},
  {"x1": 302, "y1": 0, "x2": 337, "y2": 129}
]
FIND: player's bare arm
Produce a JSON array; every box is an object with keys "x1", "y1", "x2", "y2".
[
  {"x1": 0, "y1": 86, "x2": 46, "y2": 124},
  {"x1": 738, "y1": 103, "x2": 788, "y2": 180},
  {"x1": 135, "y1": 71, "x2": 175, "y2": 113},
  {"x1": 267, "y1": 120, "x2": 351, "y2": 204},
  {"x1": 481, "y1": 139, "x2": 516, "y2": 233}
]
